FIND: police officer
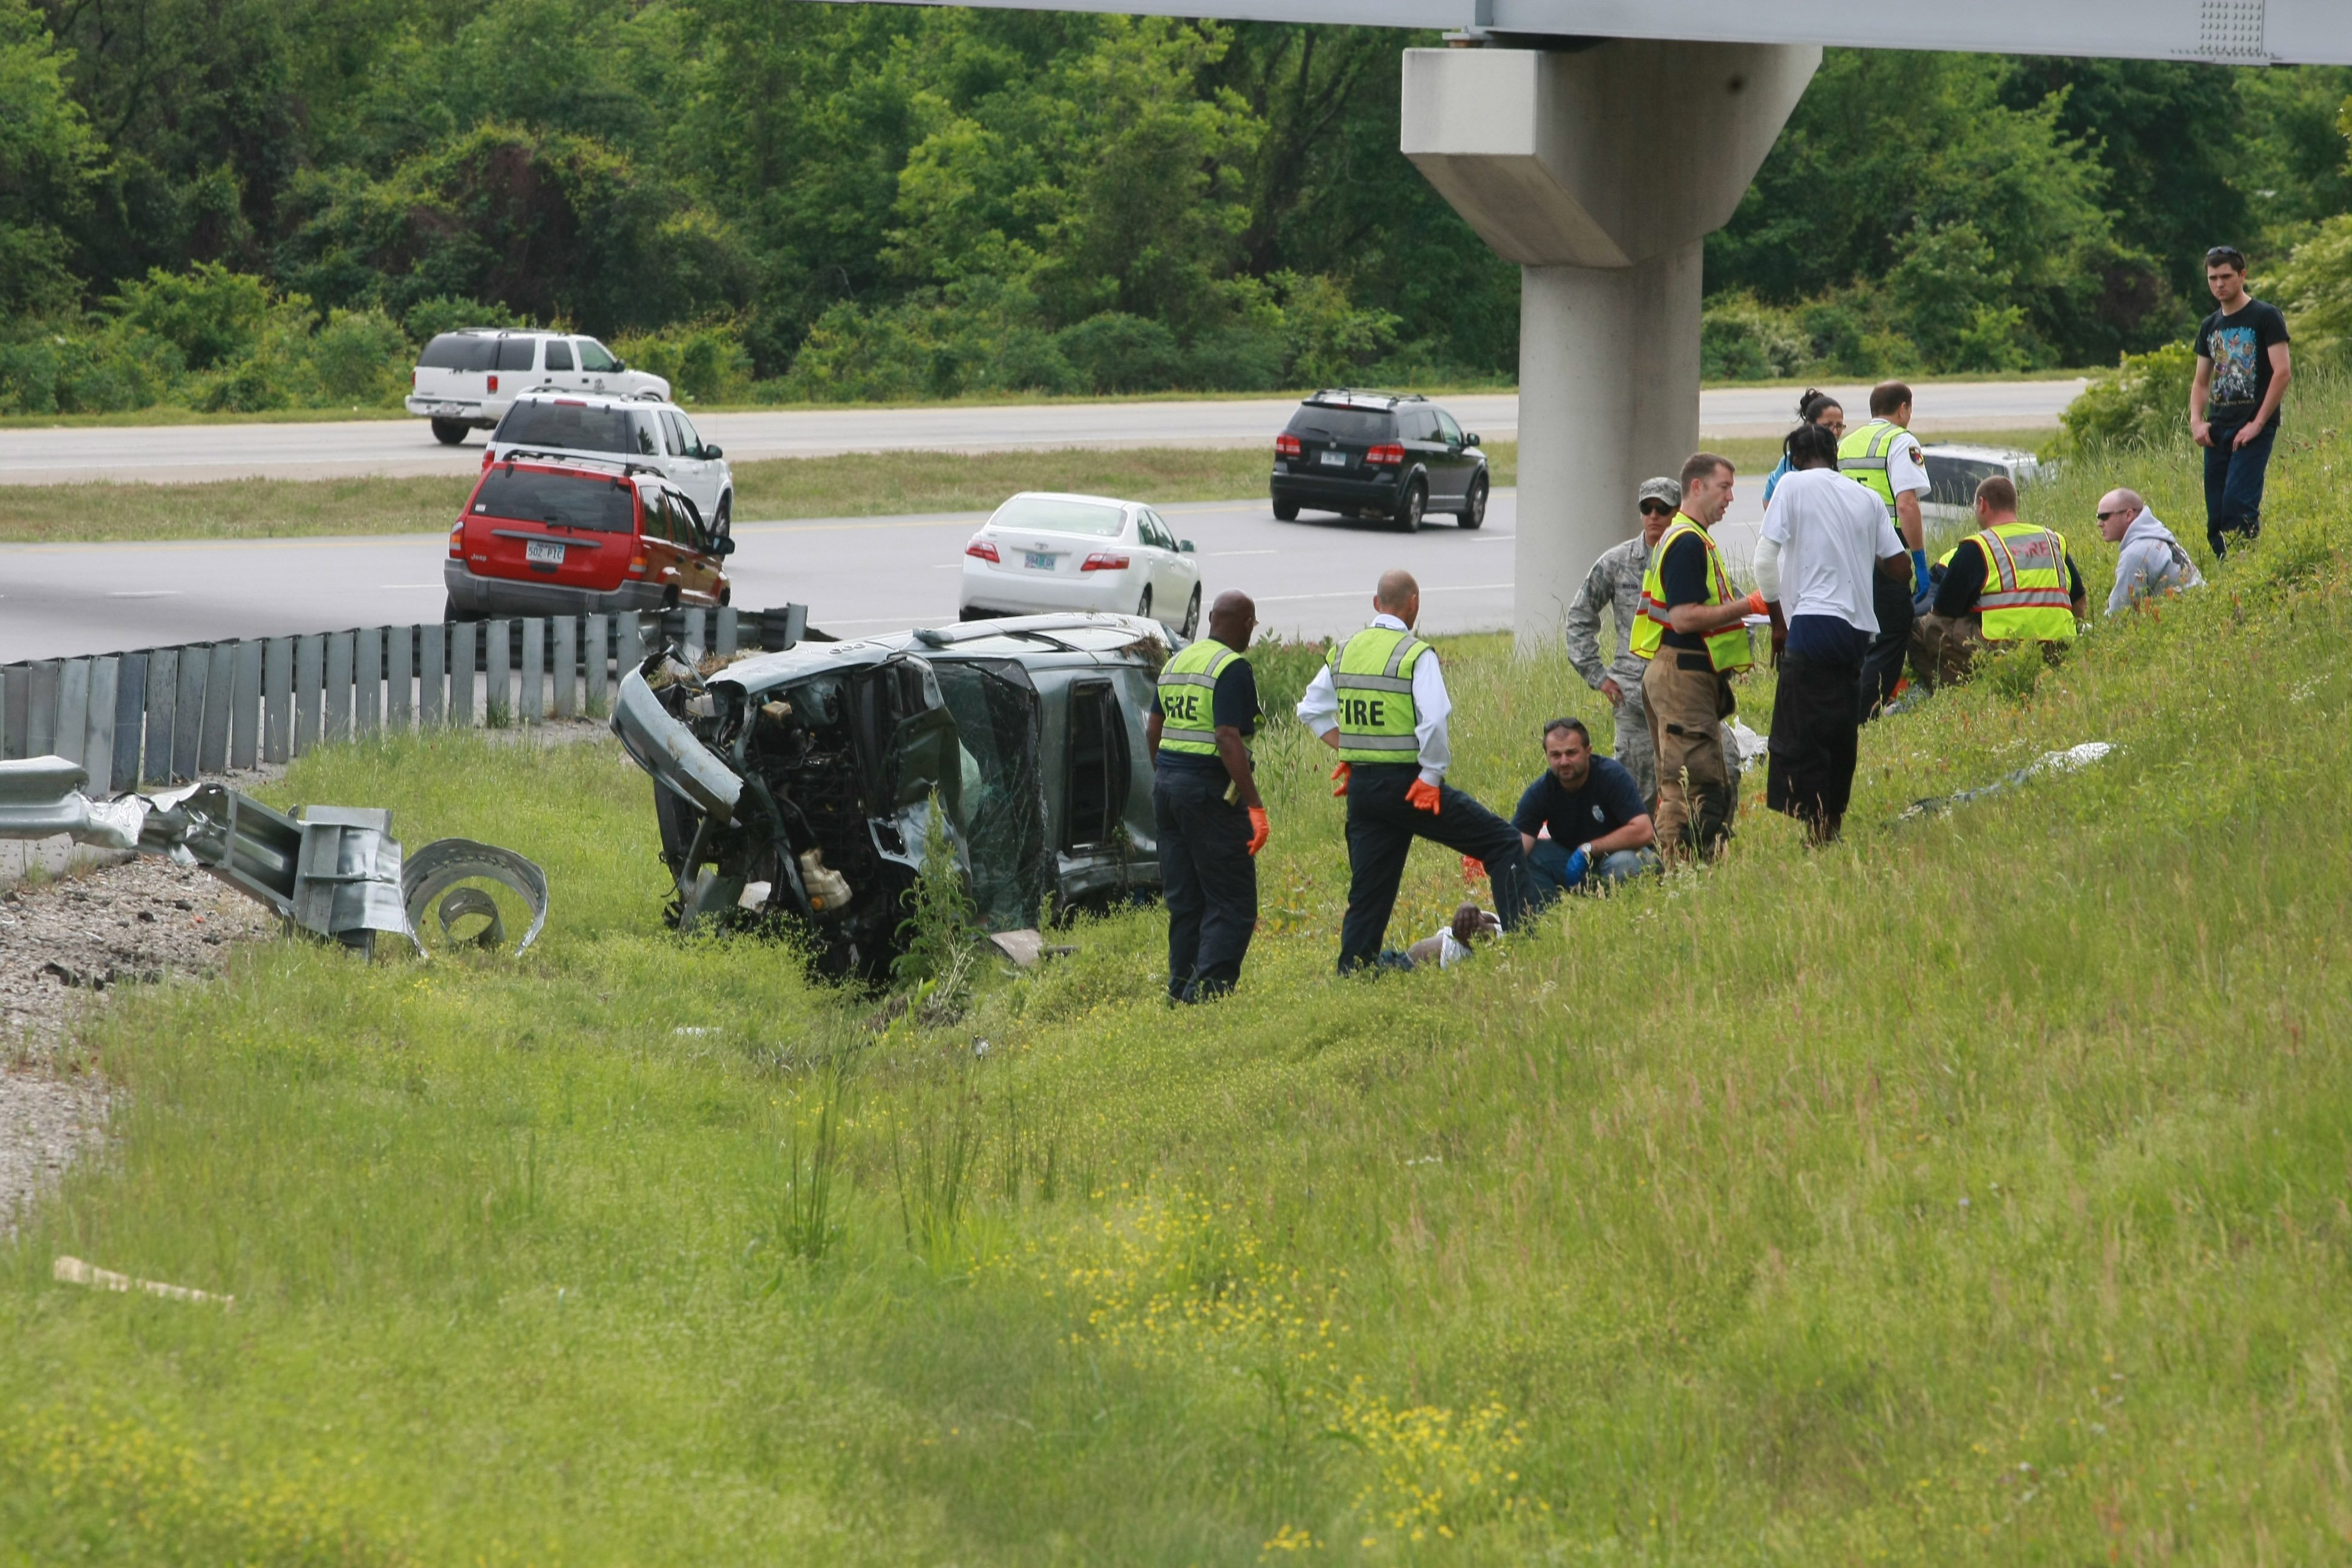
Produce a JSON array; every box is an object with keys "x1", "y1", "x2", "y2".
[
  {"x1": 1147, "y1": 590, "x2": 1268, "y2": 1002},
  {"x1": 1296, "y1": 570, "x2": 1529, "y2": 974},
  {"x1": 1837, "y1": 380, "x2": 1933, "y2": 715},
  {"x1": 1916, "y1": 475, "x2": 2086, "y2": 685}
]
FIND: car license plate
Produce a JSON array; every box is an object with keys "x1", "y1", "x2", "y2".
[
  {"x1": 433, "y1": 402, "x2": 463, "y2": 416},
  {"x1": 1024, "y1": 551, "x2": 1055, "y2": 570},
  {"x1": 1319, "y1": 449, "x2": 1347, "y2": 467},
  {"x1": 525, "y1": 539, "x2": 566, "y2": 566}
]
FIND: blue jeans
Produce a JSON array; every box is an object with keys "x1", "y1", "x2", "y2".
[
  {"x1": 2204, "y1": 418, "x2": 2276, "y2": 557},
  {"x1": 1523, "y1": 838, "x2": 1658, "y2": 909}
]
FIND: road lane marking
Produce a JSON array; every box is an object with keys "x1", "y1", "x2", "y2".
[
  {"x1": 1207, "y1": 549, "x2": 1278, "y2": 557},
  {"x1": 108, "y1": 590, "x2": 183, "y2": 598}
]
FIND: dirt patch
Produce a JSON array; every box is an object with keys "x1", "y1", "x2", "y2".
[{"x1": 1, "y1": 858, "x2": 276, "y2": 1232}]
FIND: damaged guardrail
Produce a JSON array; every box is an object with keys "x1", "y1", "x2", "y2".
[{"x1": 0, "y1": 756, "x2": 547, "y2": 956}]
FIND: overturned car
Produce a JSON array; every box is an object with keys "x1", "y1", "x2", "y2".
[{"x1": 610, "y1": 613, "x2": 1170, "y2": 976}]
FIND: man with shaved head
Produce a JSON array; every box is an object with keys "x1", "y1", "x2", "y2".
[
  {"x1": 2096, "y1": 486, "x2": 2204, "y2": 614},
  {"x1": 1296, "y1": 570, "x2": 1530, "y2": 973},
  {"x1": 1148, "y1": 589, "x2": 1267, "y2": 1001}
]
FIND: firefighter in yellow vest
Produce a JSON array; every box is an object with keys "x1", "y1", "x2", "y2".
[
  {"x1": 1837, "y1": 380, "x2": 1933, "y2": 714},
  {"x1": 1296, "y1": 570, "x2": 1530, "y2": 974},
  {"x1": 1634, "y1": 454, "x2": 1767, "y2": 863},
  {"x1": 1147, "y1": 590, "x2": 1268, "y2": 1002},
  {"x1": 1918, "y1": 474, "x2": 2086, "y2": 685}
]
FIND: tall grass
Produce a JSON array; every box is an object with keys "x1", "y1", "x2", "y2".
[{"x1": 0, "y1": 388, "x2": 2347, "y2": 1563}]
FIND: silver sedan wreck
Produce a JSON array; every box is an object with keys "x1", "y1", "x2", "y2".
[{"x1": 610, "y1": 613, "x2": 1169, "y2": 977}]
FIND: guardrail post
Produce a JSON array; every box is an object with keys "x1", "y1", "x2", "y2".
[
  {"x1": 684, "y1": 607, "x2": 707, "y2": 665},
  {"x1": 324, "y1": 631, "x2": 354, "y2": 745},
  {"x1": 113, "y1": 654, "x2": 148, "y2": 787},
  {"x1": 231, "y1": 642, "x2": 261, "y2": 769},
  {"x1": 85, "y1": 658, "x2": 118, "y2": 792},
  {"x1": 518, "y1": 618, "x2": 545, "y2": 725},
  {"x1": 552, "y1": 617, "x2": 578, "y2": 719},
  {"x1": 484, "y1": 619, "x2": 511, "y2": 727},
  {"x1": 263, "y1": 638, "x2": 293, "y2": 764},
  {"x1": 55, "y1": 661, "x2": 90, "y2": 775},
  {"x1": 716, "y1": 606, "x2": 738, "y2": 658},
  {"x1": 200, "y1": 642, "x2": 235, "y2": 774},
  {"x1": 294, "y1": 635, "x2": 324, "y2": 756},
  {"x1": 144, "y1": 648, "x2": 178, "y2": 785},
  {"x1": 0, "y1": 668, "x2": 15, "y2": 760},
  {"x1": 583, "y1": 613, "x2": 609, "y2": 713},
  {"x1": 170, "y1": 644, "x2": 206, "y2": 782},
  {"x1": 387, "y1": 625, "x2": 414, "y2": 731},
  {"x1": 354, "y1": 627, "x2": 382, "y2": 738},
  {"x1": 420, "y1": 624, "x2": 446, "y2": 727},
  {"x1": 26, "y1": 662, "x2": 59, "y2": 759},
  {"x1": 448, "y1": 622, "x2": 476, "y2": 727}
]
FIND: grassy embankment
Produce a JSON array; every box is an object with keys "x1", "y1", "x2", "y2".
[
  {"x1": 0, "y1": 428, "x2": 2057, "y2": 546},
  {"x1": 4, "y1": 397, "x2": 2346, "y2": 1563}
]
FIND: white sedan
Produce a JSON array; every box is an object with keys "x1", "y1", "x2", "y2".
[{"x1": 959, "y1": 492, "x2": 1203, "y2": 636}]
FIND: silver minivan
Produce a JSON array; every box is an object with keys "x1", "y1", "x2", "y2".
[
  {"x1": 407, "y1": 329, "x2": 671, "y2": 445},
  {"x1": 486, "y1": 391, "x2": 734, "y2": 533}
]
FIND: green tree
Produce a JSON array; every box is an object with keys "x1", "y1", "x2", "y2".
[{"x1": 0, "y1": 0, "x2": 102, "y2": 316}]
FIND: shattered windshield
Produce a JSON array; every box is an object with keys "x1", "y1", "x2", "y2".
[
  {"x1": 931, "y1": 661, "x2": 1051, "y2": 932},
  {"x1": 988, "y1": 497, "x2": 1126, "y2": 538}
]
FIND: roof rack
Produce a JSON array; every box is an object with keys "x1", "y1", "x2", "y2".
[
  {"x1": 495, "y1": 449, "x2": 667, "y2": 482},
  {"x1": 1307, "y1": 388, "x2": 1424, "y2": 407}
]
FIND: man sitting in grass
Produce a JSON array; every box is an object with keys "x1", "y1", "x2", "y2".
[
  {"x1": 2097, "y1": 486, "x2": 2206, "y2": 614},
  {"x1": 1514, "y1": 717, "x2": 1658, "y2": 906}
]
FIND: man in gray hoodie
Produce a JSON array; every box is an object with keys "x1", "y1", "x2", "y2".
[{"x1": 2097, "y1": 488, "x2": 2206, "y2": 615}]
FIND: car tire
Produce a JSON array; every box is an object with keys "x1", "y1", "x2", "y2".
[
  {"x1": 1457, "y1": 473, "x2": 1489, "y2": 529},
  {"x1": 1135, "y1": 587, "x2": 1153, "y2": 622},
  {"x1": 1272, "y1": 498, "x2": 1299, "y2": 521},
  {"x1": 715, "y1": 494, "x2": 732, "y2": 535},
  {"x1": 1394, "y1": 480, "x2": 1426, "y2": 534},
  {"x1": 430, "y1": 418, "x2": 471, "y2": 446},
  {"x1": 1180, "y1": 585, "x2": 1201, "y2": 639},
  {"x1": 443, "y1": 595, "x2": 474, "y2": 624}
]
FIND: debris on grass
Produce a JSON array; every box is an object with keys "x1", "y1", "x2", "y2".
[{"x1": 1900, "y1": 741, "x2": 2116, "y2": 820}]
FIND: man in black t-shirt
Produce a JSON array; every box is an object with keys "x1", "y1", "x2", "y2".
[
  {"x1": 1512, "y1": 718, "x2": 1656, "y2": 907},
  {"x1": 2191, "y1": 246, "x2": 2293, "y2": 558}
]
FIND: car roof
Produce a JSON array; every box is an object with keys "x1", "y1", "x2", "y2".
[
  {"x1": 1919, "y1": 443, "x2": 2040, "y2": 464},
  {"x1": 500, "y1": 390, "x2": 676, "y2": 413},
  {"x1": 1300, "y1": 388, "x2": 1426, "y2": 411},
  {"x1": 440, "y1": 328, "x2": 578, "y2": 339},
  {"x1": 479, "y1": 455, "x2": 667, "y2": 490},
  {"x1": 710, "y1": 613, "x2": 1169, "y2": 696},
  {"x1": 993, "y1": 491, "x2": 1138, "y2": 511}
]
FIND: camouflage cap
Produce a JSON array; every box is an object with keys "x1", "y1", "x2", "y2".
[{"x1": 1636, "y1": 476, "x2": 1681, "y2": 508}]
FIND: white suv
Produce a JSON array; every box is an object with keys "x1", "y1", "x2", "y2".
[
  {"x1": 486, "y1": 390, "x2": 736, "y2": 534},
  {"x1": 407, "y1": 329, "x2": 671, "y2": 445}
]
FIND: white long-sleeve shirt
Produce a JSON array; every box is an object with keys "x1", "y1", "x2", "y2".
[{"x1": 1295, "y1": 613, "x2": 1452, "y2": 785}]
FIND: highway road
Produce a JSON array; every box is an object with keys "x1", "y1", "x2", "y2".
[
  {"x1": 0, "y1": 486, "x2": 1787, "y2": 665},
  {"x1": 0, "y1": 379, "x2": 2083, "y2": 485}
]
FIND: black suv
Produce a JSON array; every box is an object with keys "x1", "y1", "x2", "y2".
[{"x1": 1270, "y1": 391, "x2": 1488, "y2": 532}]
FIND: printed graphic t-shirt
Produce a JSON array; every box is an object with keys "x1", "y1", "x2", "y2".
[{"x1": 2194, "y1": 299, "x2": 2290, "y2": 419}]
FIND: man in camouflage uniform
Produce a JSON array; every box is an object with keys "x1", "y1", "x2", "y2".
[{"x1": 1563, "y1": 475, "x2": 1740, "y2": 815}]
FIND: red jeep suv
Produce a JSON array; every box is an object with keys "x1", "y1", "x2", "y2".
[{"x1": 444, "y1": 457, "x2": 734, "y2": 621}]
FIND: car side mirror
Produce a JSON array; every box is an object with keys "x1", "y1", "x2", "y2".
[
  {"x1": 702, "y1": 444, "x2": 722, "y2": 459},
  {"x1": 1465, "y1": 433, "x2": 1480, "y2": 448},
  {"x1": 716, "y1": 536, "x2": 736, "y2": 557},
  {"x1": 611, "y1": 359, "x2": 628, "y2": 373},
  {"x1": 1180, "y1": 539, "x2": 1195, "y2": 553}
]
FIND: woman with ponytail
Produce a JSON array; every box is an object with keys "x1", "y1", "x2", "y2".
[{"x1": 1760, "y1": 389, "x2": 1846, "y2": 505}]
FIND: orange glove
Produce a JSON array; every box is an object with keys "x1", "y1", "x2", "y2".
[
  {"x1": 1460, "y1": 854, "x2": 1486, "y2": 882},
  {"x1": 1330, "y1": 761, "x2": 1351, "y2": 796},
  {"x1": 1246, "y1": 806, "x2": 1270, "y2": 856},
  {"x1": 1406, "y1": 778, "x2": 1443, "y2": 814},
  {"x1": 1743, "y1": 590, "x2": 1769, "y2": 616}
]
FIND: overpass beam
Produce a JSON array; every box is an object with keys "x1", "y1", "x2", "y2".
[{"x1": 1402, "y1": 40, "x2": 1819, "y2": 652}]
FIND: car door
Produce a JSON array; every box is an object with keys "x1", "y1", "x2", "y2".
[
  {"x1": 659, "y1": 410, "x2": 716, "y2": 517},
  {"x1": 1402, "y1": 407, "x2": 1455, "y2": 504},
  {"x1": 577, "y1": 337, "x2": 622, "y2": 395},
  {"x1": 1432, "y1": 407, "x2": 1474, "y2": 501},
  {"x1": 1141, "y1": 510, "x2": 1188, "y2": 614},
  {"x1": 670, "y1": 408, "x2": 726, "y2": 520},
  {"x1": 540, "y1": 336, "x2": 583, "y2": 395},
  {"x1": 669, "y1": 490, "x2": 725, "y2": 604}
]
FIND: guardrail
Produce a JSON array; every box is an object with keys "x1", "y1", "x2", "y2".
[{"x1": 0, "y1": 604, "x2": 812, "y2": 792}]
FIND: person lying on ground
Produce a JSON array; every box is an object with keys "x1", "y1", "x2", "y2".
[
  {"x1": 1514, "y1": 717, "x2": 1658, "y2": 906},
  {"x1": 2096, "y1": 487, "x2": 2206, "y2": 615},
  {"x1": 1404, "y1": 902, "x2": 1503, "y2": 970}
]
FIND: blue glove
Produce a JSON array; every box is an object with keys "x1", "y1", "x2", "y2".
[
  {"x1": 1563, "y1": 844, "x2": 1590, "y2": 887},
  {"x1": 1910, "y1": 548, "x2": 1930, "y2": 598}
]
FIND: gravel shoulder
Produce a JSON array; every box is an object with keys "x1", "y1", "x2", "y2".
[{"x1": 1, "y1": 857, "x2": 277, "y2": 1232}]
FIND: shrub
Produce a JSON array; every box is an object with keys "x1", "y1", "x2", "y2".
[
  {"x1": 402, "y1": 296, "x2": 526, "y2": 344},
  {"x1": 304, "y1": 307, "x2": 409, "y2": 404},
  {"x1": 2057, "y1": 340, "x2": 2195, "y2": 452},
  {"x1": 2269, "y1": 213, "x2": 2352, "y2": 368},
  {"x1": 1273, "y1": 271, "x2": 1397, "y2": 390},
  {"x1": 610, "y1": 320, "x2": 756, "y2": 404},
  {"x1": 1055, "y1": 312, "x2": 1184, "y2": 394},
  {"x1": 1700, "y1": 292, "x2": 1814, "y2": 381},
  {"x1": 105, "y1": 262, "x2": 280, "y2": 373}
]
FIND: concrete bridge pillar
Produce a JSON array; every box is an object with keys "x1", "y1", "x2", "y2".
[{"x1": 1402, "y1": 40, "x2": 1819, "y2": 651}]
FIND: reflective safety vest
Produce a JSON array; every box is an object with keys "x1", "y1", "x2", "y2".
[
  {"x1": 1966, "y1": 521, "x2": 2078, "y2": 642},
  {"x1": 1328, "y1": 625, "x2": 1431, "y2": 763},
  {"x1": 1155, "y1": 639, "x2": 1244, "y2": 756},
  {"x1": 1838, "y1": 417, "x2": 1906, "y2": 522},
  {"x1": 1634, "y1": 515, "x2": 1754, "y2": 673}
]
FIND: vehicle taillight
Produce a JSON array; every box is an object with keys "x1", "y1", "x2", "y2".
[
  {"x1": 448, "y1": 523, "x2": 464, "y2": 558},
  {"x1": 487, "y1": 374, "x2": 499, "y2": 393},
  {"x1": 965, "y1": 538, "x2": 1000, "y2": 563},
  {"x1": 481, "y1": 449, "x2": 492, "y2": 470},
  {"x1": 1367, "y1": 442, "x2": 1405, "y2": 466},
  {"x1": 627, "y1": 547, "x2": 648, "y2": 577},
  {"x1": 411, "y1": 370, "x2": 417, "y2": 390},
  {"x1": 1275, "y1": 432, "x2": 1302, "y2": 458},
  {"x1": 1080, "y1": 552, "x2": 1130, "y2": 572}
]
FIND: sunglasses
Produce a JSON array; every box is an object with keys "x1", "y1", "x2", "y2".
[
  {"x1": 2095, "y1": 507, "x2": 2137, "y2": 521},
  {"x1": 1638, "y1": 501, "x2": 1674, "y2": 517},
  {"x1": 2206, "y1": 246, "x2": 2246, "y2": 268}
]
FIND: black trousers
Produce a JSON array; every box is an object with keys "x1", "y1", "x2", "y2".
[
  {"x1": 1338, "y1": 763, "x2": 1528, "y2": 974},
  {"x1": 1154, "y1": 767, "x2": 1256, "y2": 1000},
  {"x1": 1858, "y1": 570, "x2": 1914, "y2": 718}
]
